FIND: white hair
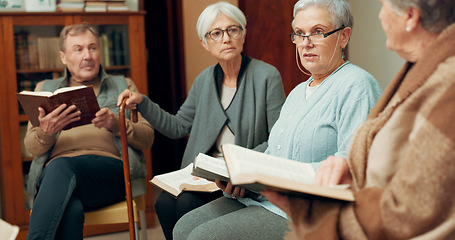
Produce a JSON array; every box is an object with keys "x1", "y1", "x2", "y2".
[
  {"x1": 292, "y1": 0, "x2": 353, "y2": 30},
  {"x1": 196, "y1": 1, "x2": 246, "y2": 44},
  {"x1": 386, "y1": 0, "x2": 455, "y2": 33}
]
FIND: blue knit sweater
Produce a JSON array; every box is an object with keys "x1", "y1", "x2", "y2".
[{"x1": 239, "y1": 62, "x2": 382, "y2": 218}]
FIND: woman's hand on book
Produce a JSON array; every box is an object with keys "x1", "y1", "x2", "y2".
[
  {"x1": 312, "y1": 156, "x2": 352, "y2": 186},
  {"x1": 215, "y1": 179, "x2": 245, "y2": 199},
  {"x1": 117, "y1": 89, "x2": 143, "y2": 110},
  {"x1": 38, "y1": 104, "x2": 81, "y2": 135}
]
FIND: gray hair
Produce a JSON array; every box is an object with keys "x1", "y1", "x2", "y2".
[
  {"x1": 292, "y1": 0, "x2": 353, "y2": 30},
  {"x1": 386, "y1": 0, "x2": 455, "y2": 34},
  {"x1": 196, "y1": 1, "x2": 246, "y2": 44},
  {"x1": 59, "y1": 23, "x2": 99, "y2": 52}
]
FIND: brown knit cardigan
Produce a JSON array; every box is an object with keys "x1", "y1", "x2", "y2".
[{"x1": 285, "y1": 23, "x2": 455, "y2": 240}]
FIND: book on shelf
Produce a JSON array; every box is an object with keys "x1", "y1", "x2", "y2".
[
  {"x1": 149, "y1": 163, "x2": 220, "y2": 198},
  {"x1": 27, "y1": 33, "x2": 39, "y2": 69},
  {"x1": 57, "y1": 3, "x2": 85, "y2": 12},
  {"x1": 221, "y1": 143, "x2": 355, "y2": 202},
  {"x1": 15, "y1": 32, "x2": 28, "y2": 69},
  {"x1": 84, "y1": 1, "x2": 107, "y2": 12},
  {"x1": 107, "y1": 2, "x2": 128, "y2": 11},
  {"x1": 111, "y1": 30, "x2": 125, "y2": 65},
  {"x1": 17, "y1": 85, "x2": 100, "y2": 130},
  {"x1": 101, "y1": 34, "x2": 111, "y2": 67}
]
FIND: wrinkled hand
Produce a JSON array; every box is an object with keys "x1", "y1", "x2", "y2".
[
  {"x1": 215, "y1": 179, "x2": 245, "y2": 198},
  {"x1": 261, "y1": 190, "x2": 291, "y2": 214},
  {"x1": 92, "y1": 108, "x2": 116, "y2": 130},
  {"x1": 117, "y1": 89, "x2": 143, "y2": 110},
  {"x1": 313, "y1": 156, "x2": 352, "y2": 186},
  {"x1": 38, "y1": 104, "x2": 81, "y2": 135}
]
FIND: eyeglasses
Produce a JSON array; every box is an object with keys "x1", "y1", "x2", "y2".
[
  {"x1": 206, "y1": 25, "x2": 243, "y2": 42},
  {"x1": 290, "y1": 25, "x2": 345, "y2": 44}
]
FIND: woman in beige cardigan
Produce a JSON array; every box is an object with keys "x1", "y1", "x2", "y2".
[{"x1": 263, "y1": 0, "x2": 455, "y2": 239}]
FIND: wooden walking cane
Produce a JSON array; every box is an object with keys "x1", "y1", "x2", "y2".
[{"x1": 119, "y1": 98, "x2": 138, "y2": 240}]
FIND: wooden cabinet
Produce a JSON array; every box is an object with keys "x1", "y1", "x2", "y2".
[
  {"x1": 239, "y1": 0, "x2": 309, "y2": 95},
  {"x1": 0, "y1": 12, "x2": 154, "y2": 239}
]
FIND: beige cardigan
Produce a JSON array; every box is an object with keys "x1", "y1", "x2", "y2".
[{"x1": 286, "y1": 23, "x2": 455, "y2": 240}]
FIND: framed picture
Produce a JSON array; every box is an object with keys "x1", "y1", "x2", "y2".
[
  {"x1": 0, "y1": 0, "x2": 25, "y2": 11},
  {"x1": 24, "y1": 0, "x2": 56, "y2": 12}
]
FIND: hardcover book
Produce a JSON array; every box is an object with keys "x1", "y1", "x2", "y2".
[
  {"x1": 17, "y1": 85, "x2": 100, "y2": 130},
  {"x1": 150, "y1": 163, "x2": 220, "y2": 198},
  {"x1": 191, "y1": 153, "x2": 230, "y2": 183},
  {"x1": 221, "y1": 143, "x2": 355, "y2": 201}
]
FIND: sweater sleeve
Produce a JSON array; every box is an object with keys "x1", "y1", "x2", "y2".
[
  {"x1": 110, "y1": 78, "x2": 154, "y2": 150},
  {"x1": 252, "y1": 67, "x2": 286, "y2": 152},
  {"x1": 335, "y1": 71, "x2": 381, "y2": 160},
  {"x1": 24, "y1": 81, "x2": 58, "y2": 156},
  {"x1": 137, "y1": 76, "x2": 201, "y2": 139}
]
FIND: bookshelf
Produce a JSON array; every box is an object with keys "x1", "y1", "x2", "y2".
[{"x1": 0, "y1": 11, "x2": 154, "y2": 239}]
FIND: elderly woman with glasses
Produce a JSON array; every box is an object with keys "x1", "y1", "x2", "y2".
[
  {"x1": 118, "y1": 1, "x2": 285, "y2": 239},
  {"x1": 172, "y1": 0, "x2": 381, "y2": 239},
  {"x1": 264, "y1": 0, "x2": 455, "y2": 239}
]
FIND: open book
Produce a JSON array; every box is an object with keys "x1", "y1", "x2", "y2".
[
  {"x1": 192, "y1": 153, "x2": 230, "y2": 182},
  {"x1": 149, "y1": 163, "x2": 220, "y2": 198},
  {"x1": 17, "y1": 85, "x2": 100, "y2": 130},
  {"x1": 221, "y1": 143, "x2": 355, "y2": 202}
]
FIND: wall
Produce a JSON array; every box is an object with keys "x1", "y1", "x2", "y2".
[
  {"x1": 348, "y1": 0, "x2": 405, "y2": 90},
  {"x1": 182, "y1": 0, "x2": 238, "y2": 93}
]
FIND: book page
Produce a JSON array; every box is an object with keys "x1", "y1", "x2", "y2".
[
  {"x1": 223, "y1": 144, "x2": 315, "y2": 185},
  {"x1": 18, "y1": 90, "x2": 53, "y2": 96},
  {"x1": 18, "y1": 85, "x2": 87, "y2": 96},
  {"x1": 194, "y1": 153, "x2": 230, "y2": 179},
  {"x1": 54, "y1": 85, "x2": 88, "y2": 94},
  {"x1": 155, "y1": 164, "x2": 216, "y2": 190}
]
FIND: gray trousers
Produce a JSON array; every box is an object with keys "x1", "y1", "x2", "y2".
[{"x1": 173, "y1": 197, "x2": 288, "y2": 240}]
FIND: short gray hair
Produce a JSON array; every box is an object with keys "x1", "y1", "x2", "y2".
[
  {"x1": 196, "y1": 1, "x2": 246, "y2": 44},
  {"x1": 59, "y1": 23, "x2": 99, "y2": 52},
  {"x1": 386, "y1": 0, "x2": 455, "y2": 33},
  {"x1": 292, "y1": 0, "x2": 353, "y2": 30}
]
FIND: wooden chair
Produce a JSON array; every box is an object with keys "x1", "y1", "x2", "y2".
[{"x1": 84, "y1": 98, "x2": 147, "y2": 240}]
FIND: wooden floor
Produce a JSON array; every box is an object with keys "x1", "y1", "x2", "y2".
[
  {"x1": 84, "y1": 215, "x2": 165, "y2": 240},
  {"x1": 85, "y1": 188, "x2": 166, "y2": 240}
]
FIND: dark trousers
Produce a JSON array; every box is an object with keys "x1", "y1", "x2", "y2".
[
  {"x1": 155, "y1": 190, "x2": 223, "y2": 240},
  {"x1": 27, "y1": 155, "x2": 126, "y2": 240}
]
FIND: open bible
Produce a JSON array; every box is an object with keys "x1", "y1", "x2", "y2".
[
  {"x1": 17, "y1": 85, "x2": 100, "y2": 130},
  {"x1": 221, "y1": 143, "x2": 355, "y2": 201},
  {"x1": 191, "y1": 153, "x2": 230, "y2": 182},
  {"x1": 149, "y1": 163, "x2": 220, "y2": 198}
]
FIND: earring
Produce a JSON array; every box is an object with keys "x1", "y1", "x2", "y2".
[
  {"x1": 406, "y1": 27, "x2": 411, "y2": 32},
  {"x1": 341, "y1": 48, "x2": 345, "y2": 59}
]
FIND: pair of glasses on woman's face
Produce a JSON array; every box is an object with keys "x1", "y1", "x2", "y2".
[
  {"x1": 206, "y1": 25, "x2": 243, "y2": 41},
  {"x1": 290, "y1": 25, "x2": 345, "y2": 44}
]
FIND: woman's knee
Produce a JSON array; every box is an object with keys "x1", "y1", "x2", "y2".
[{"x1": 172, "y1": 213, "x2": 195, "y2": 240}]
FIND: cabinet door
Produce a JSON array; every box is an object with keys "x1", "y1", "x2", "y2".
[{"x1": 239, "y1": 0, "x2": 309, "y2": 95}]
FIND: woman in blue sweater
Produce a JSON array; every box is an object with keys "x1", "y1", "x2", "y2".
[
  {"x1": 118, "y1": 2, "x2": 285, "y2": 239},
  {"x1": 171, "y1": 0, "x2": 382, "y2": 239}
]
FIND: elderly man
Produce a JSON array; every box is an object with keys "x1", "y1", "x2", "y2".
[{"x1": 25, "y1": 23, "x2": 154, "y2": 240}]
